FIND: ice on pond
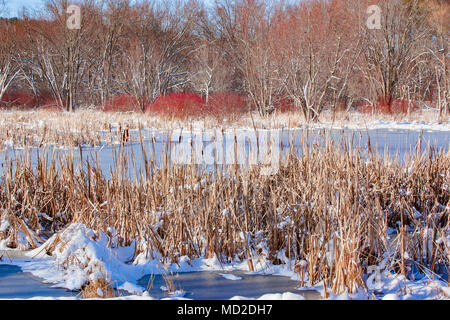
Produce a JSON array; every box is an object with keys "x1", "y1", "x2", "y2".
[
  {"x1": 136, "y1": 271, "x2": 321, "y2": 300},
  {"x1": 0, "y1": 264, "x2": 77, "y2": 299},
  {"x1": 1, "y1": 128, "x2": 448, "y2": 179}
]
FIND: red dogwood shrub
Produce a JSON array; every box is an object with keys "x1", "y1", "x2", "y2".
[
  {"x1": 38, "y1": 94, "x2": 65, "y2": 110},
  {"x1": 205, "y1": 92, "x2": 248, "y2": 117},
  {"x1": 145, "y1": 92, "x2": 205, "y2": 117},
  {"x1": 103, "y1": 94, "x2": 141, "y2": 112},
  {"x1": 357, "y1": 96, "x2": 419, "y2": 114},
  {"x1": 273, "y1": 98, "x2": 296, "y2": 113},
  {"x1": 1, "y1": 91, "x2": 36, "y2": 109},
  {"x1": 0, "y1": 91, "x2": 64, "y2": 110}
]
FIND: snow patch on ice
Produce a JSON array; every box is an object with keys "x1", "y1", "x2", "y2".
[{"x1": 219, "y1": 273, "x2": 243, "y2": 281}]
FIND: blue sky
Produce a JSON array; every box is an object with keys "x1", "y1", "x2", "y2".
[
  {"x1": 2, "y1": 0, "x2": 294, "y2": 18},
  {"x1": 2, "y1": 0, "x2": 45, "y2": 17},
  {"x1": 2, "y1": 0, "x2": 210, "y2": 18}
]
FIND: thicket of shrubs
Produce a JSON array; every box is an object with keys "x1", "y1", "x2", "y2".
[
  {"x1": 0, "y1": 0, "x2": 448, "y2": 119},
  {"x1": 0, "y1": 91, "x2": 426, "y2": 118},
  {"x1": 0, "y1": 91, "x2": 63, "y2": 110},
  {"x1": 101, "y1": 92, "x2": 248, "y2": 118}
]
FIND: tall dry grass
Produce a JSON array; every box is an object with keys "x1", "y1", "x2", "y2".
[
  {"x1": 0, "y1": 109, "x2": 448, "y2": 150},
  {"x1": 0, "y1": 133, "x2": 448, "y2": 295}
]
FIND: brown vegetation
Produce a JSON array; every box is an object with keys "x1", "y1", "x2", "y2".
[
  {"x1": 0, "y1": 134, "x2": 448, "y2": 294},
  {"x1": 0, "y1": 0, "x2": 447, "y2": 119}
]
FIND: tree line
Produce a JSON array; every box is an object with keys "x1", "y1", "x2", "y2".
[{"x1": 0, "y1": 0, "x2": 448, "y2": 119}]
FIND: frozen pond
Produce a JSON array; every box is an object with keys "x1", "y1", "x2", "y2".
[
  {"x1": 0, "y1": 262, "x2": 320, "y2": 299},
  {"x1": 137, "y1": 271, "x2": 320, "y2": 300},
  {"x1": 1, "y1": 128, "x2": 449, "y2": 179},
  {"x1": 0, "y1": 127, "x2": 448, "y2": 299},
  {"x1": 0, "y1": 264, "x2": 77, "y2": 299}
]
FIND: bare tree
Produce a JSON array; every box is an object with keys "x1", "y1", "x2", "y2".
[
  {"x1": 93, "y1": 0, "x2": 129, "y2": 108},
  {"x1": 214, "y1": 0, "x2": 282, "y2": 116},
  {"x1": 188, "y1": 3, "x2": 227, "y2": 103},
  {"x1": 24, "y1": 0, "x2": 95, "y2": 111},
  {"x1": 116, "y1": 1, "x2": 195, "y2": 111},
  {"x1": 0, "y1": 19, "x2": 19, "y2": 102},
  {"x1": 274, "y1": 1, "x2": 361, "y2": 121},
  {"x1": 359, "y1": 0, "x2": 433, "y2": 112},
  {"x1": 0, "y1": 0, "x2": 445, "y2": 117},
  {"x1": 423, "y1": 0, "x2": 449, "y2": 118}
]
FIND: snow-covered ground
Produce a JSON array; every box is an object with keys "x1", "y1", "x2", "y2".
[
  {"x1": 1, "y1": 223, "x2": 448, "y2": 300},
  {"x1": 308, "y1": 118, "x2": 450, "y2": 132}
]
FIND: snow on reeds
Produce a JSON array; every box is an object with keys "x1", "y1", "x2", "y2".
[{"x1": 0, "y1": 132, "x2": 448, "y2": 298}]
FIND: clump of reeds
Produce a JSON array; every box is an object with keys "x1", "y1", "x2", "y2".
[
  {"x1": 0, "y1": 131, "x2": 448, "y2": 296},
  {"x1": 79, "y1": 278, "x2": 117, "y2": 299}
]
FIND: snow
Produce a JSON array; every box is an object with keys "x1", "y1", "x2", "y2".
[
  {"x1": 118, "y1": 282, "x2": 144, "y2": 295},
  {"x1": 23, "y1": 223, "x2": 140, "y2": 291},
  {"x1": 96, "y1": 288, "x2": 103, "y2": 297},
  {"x1": 219, "y1": 273, "x2": 243, "y2": 281},
  {"x1": 0, "y1": 217, "x2": 10, "y2": 232},
  {"x1": 1, "y1": 222, "x2": 447, "y2": 300},
  {"x1": 378, "y1": 285, "x2": 413, "y2": 300},
  {"x1": 230, "y1": 292, "x2": 306, "y2": 300},
  {"x1": 310, "y1": 119, "x2": 450, "y2": 132}
]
